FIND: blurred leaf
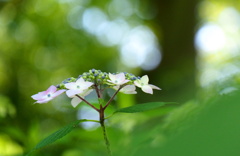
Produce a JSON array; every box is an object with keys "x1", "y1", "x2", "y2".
[
  {"x1": 133, "y1": 91, "x2": 240, "y2": 156},
  {"x1": 27, "y1": 119, "x2": 96, "y2": 155},
  {"x1": 115, "y1": 102, "x2": 177, "y2": 113}
]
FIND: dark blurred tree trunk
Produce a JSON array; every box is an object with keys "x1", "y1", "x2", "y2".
[{"x1": 146, "y1": 0, "x2": 199, "y2": 103}]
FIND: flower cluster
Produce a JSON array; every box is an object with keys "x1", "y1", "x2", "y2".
[{"x1": 31, "y1": 69, "x2": 161, "y2": 108}]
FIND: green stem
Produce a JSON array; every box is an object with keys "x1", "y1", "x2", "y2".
[
  {"x1": 76, "y1": 95, "x2": 100, "y2": 112},
  {"x1": 103, "y1": 86, "x2": 123, "y2": 110},
  {"x1": 100, "y1": 121, "x2": 112, "y2": 156},
  {"x1": 99, "y1": 104, "x2": 112, "y2": 156}
]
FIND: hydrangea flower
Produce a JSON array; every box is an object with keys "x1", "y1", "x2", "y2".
[
  {"x1": 134, "y1": 75, "x2": 161, "y2": 94},
  {"x1": 65, "y1": 78, "x2": 93, "y2": 97},
  {"x1": 31, "y1": 85, "x2": 66, "y2": 104},
  {"x1": 107, "y1": 73, "x2": 129, "y2": 86},
  {"x1": 113, "y1": 85, "x2": 137, "y2": 94},
  {"x1": 71, "y1": 89, "x2": 93, "y2": 108}
]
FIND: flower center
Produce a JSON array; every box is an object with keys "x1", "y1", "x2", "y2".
[
  {"x1": 47, "y1": 94, "x2": 51, "y2": 97},
  {"x1": 141, "y1": 83, "x2": 144, "y2": 86},
  {"x1": 115, "y1": 80, "x2": 118, "y2": 83},
  {"x1": 77, "y1": 85, "x2": 80, "y2": 89}
]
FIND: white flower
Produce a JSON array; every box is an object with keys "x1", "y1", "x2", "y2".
[
  {"x1": 134, "y1": 75, "x2": 161, "y2": 94},
  {"x1": 113, "y1": 85, "x2": 137, "y2": 94},
  {"x1": 71, "y1": 89, "x2": 93, "y2": 108},
  {"x1": 65, "y1": 78, "x2": 93, "y2": 97},
  {"x1": 107, "y1": 73, "x2": 129, "y2": 85}
]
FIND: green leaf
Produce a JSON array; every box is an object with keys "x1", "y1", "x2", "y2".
[
  {"x1": 115, "y1": 102, "x2": 177, "y2": 113},
  {"x1": 27, "y1": 119, "x2": 93, "y2": 155}
]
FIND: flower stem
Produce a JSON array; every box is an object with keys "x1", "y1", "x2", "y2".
[
  {"x1": 100, "y1": 119, "x2": 112, "y2": 155},
  {"x1": 94, "y1": 83, "x2": 102, "y2": 98},
  {"x1": 99, "y1": 105, "x2": 112, "y2": 156},
  {"x1": 76, "y1": 95, "x2": 100, "y2": 112},
  {"x1": 103, "y1": 86, "x2": 123, "y2": 110}
]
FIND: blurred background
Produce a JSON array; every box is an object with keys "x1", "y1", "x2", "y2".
[{"x1": 0, "y1": 0, "x2": 240, "y2": 155}]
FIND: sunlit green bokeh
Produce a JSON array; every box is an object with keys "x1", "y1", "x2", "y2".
[{"x1": 0, "y1": 0, "x2": 240, "y2": 155}]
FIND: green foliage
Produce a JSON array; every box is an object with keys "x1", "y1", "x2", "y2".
[
  {"x1": 132, "y1": 91, "x2": 240, "y2": 156},
  {"x1": 27, "y1": 119, "x2": 96, "y2": 155},
  {"x1": 115, "y1": 102, "x2": 177, "y2": 113}
]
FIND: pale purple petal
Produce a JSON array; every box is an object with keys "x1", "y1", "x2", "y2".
[
  {"x1": 66, "y1": 89, "x2": 83, "y2": 97},
  {"x1": 115, "y1": 73, "x2": 125, "y2": 82},
  {"x1": 71, "y1": 97, "x2": 82, "y2": 108},
  {"x1": 134, "y1": 80, "x2": 142, "y2": 88},
  {"x1": 52, "y1": 89, "x2": 66, "y2": 98},
  {"x1": 46, "y1": 85, "x2": 57, "y2": 94},
  {"x1": 142, "y1": 85, "x2": 153, "y2": 94},
  {"x1": 31, "y1": 91, "x2": 47, "y2": 100},
  {"x1": 35, "y1": 97, "x2": 53, "y2": 104},
  {"x1": 65, "y1": 82, "x2": 77, "y2": 90},
  {"x1": 141, "y1": 75, "x2": 149, "y2": 85},
  {"x1": 149, "y1": 84, "x2": 161, "y2": 90}
]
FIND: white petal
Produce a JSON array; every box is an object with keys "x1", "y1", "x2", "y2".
[
  {"x1": 65, "y1": 82, "x2": 77, "y2": 90},
  {"x1": 66, "y1": 89, "x2": 82, "y2": 97},
  {"x1": 108, "y1": 73, "x2": 116, "y2": 82},
  {"x1": 119, "y1": 79, "x2": 129, "y2": 85},
  {"x1": 134, "y1": 80, "x2": 142, "y2": 88},
  {"x1": 125, "y1": 91, "x2": 137, "y2": 94},
  {"x1": 79, "y1": 89, "x2": 93, "y2": 97},
  {"x1": 120, "y1": 85, "x2": 137, "y2": 94},
  {"x1": 149, "y1": 84, "x2": 161, "y2": 90},
  {"x1": 122, "y1": 85, "x2": 135, "y2": 91},
  {"x1": 76, "y1": 77, "x2": 85, "y2": 84},
  {"x1": 142, "y1": 85, "x2": 153, "y2": 94},
  {"x1": 107, "y1": 80, "x2": 115, "y2": 84},
  {"x1": 141, "y1": 75, "x2": 149, "y2": 85},
  {"x1": 80, "y1": 81, "x2": 94, "y2": 90},
  {"x1": 71, "y1": 97, "x2": 82, "y2": 108}
]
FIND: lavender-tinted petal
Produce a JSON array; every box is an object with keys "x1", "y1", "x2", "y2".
[
  {"x1": 52, "y1": 89, "x2": 66, "y2": 98},
  {"x1": 46, "y1": 85, "x2": 57, "y2": 94},
  {"x1": 31, "y1": 91, "x2": 47, "y2": 100},
  {"x1": 116, "y1": 73, "x2": 125, "y2": 82},
  {"x1": 35, "y1": 97, "x2": 53, "y2": 104}
]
